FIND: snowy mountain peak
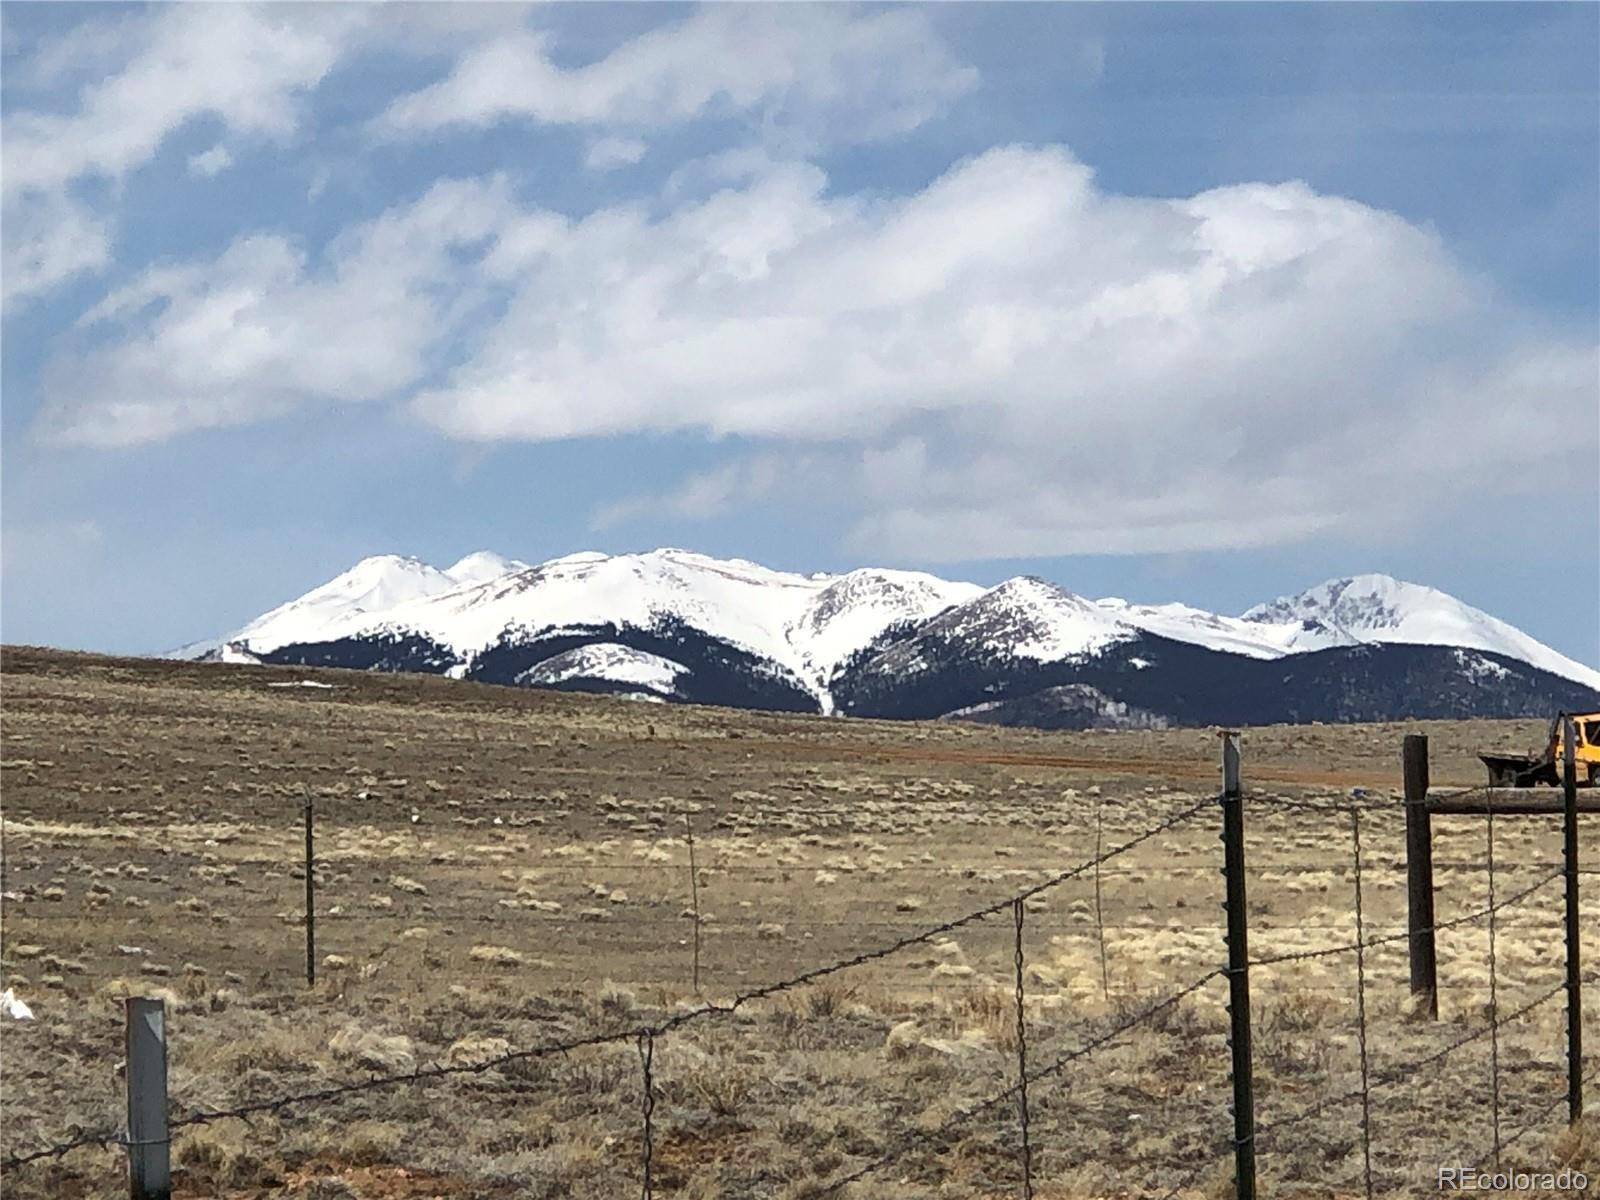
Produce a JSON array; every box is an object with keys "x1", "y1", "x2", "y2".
[
  {"x1": 299, "y1": 555, "x2": 455, "y2": 611},
  {"x1": 1243, "y1": 574, "x2": 1600, "y2": 690},
  {"x1": 212, "y1": 554, "x2": 463, "y2": 656},
  {"x1": 1244, "y1": 573, "x2": 1435, "y2": 630},
  {"x1": 787, "y1": 568, "x2": 984, "y2": 685},
  {"x1": 446, "y1": 551, "x2": 527, "y2": 586},
  {"x1": 932, "y1": 576, "x2": 1133, "y2": 663},
  {"x1": 990, "y1": 574, "x2": 1089, "y2": 603},
  {"x1": 182, "y1": 549, "x2": 1599, "y2": 699}
]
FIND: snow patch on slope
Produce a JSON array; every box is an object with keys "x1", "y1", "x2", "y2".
[
  {"x1": 516, "y1": 643, "x2": 686, "y2": 695},
  {"x1": 218, "y1": 641, "x2": 261, "y2": 665},
  {"x1": 1096, "y1": 598, "x2": 1289, "y2": 659}
]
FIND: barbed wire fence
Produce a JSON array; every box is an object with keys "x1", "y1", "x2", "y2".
[{"x1": 1, "y1": 732, "x2": 1592, "y2": 1199}]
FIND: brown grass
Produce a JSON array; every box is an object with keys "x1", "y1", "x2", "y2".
[{"x1": 0, "y1": 645, "x2": 1592, "y2": 1198}]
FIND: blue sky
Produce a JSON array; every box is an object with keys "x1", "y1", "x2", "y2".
[{"x1": 2, "y1": 2, "x2": 1596, "y2": 664}]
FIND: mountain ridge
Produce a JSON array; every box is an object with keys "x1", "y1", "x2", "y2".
[{"x1": 176, "y1": 548, "x2": 1600, "y2": 729}]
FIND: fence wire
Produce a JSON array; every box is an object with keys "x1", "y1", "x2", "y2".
[
  {"x1": 4, "y1": 796, "x2": 1213, "y2": 1171},
  {"x1": 3, "y1": 776, "x2": 1590, "y2": 1199},
  {"x1": 809, "y1": 969, "x2": 1225, "y2": 1197}
]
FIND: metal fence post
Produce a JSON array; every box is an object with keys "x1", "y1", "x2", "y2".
[
  {"x1": 1220, "y1": 731, "x2": 1257, "y2": 1200},
  {"x1": 304, "y1": 789, "x2": 316, "y2": 988},
  {"x1": 1563, "y1": 716, "x2": 1583, "y2": 1124},
  {"x1": 1403, "y1": 734, "x2": 1439, "y2": 1019},
  {"x1": 125, "y1": 997, "x2": 170, "y2": 1200},
  {"x1": 684, "y1": 812, "x2": 701, "y2": 995}
]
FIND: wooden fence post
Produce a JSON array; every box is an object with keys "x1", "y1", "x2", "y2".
[
  {"x1": 1563, "y1": 716, "x2": 1584, "y2": 1124},
  {"x1": 1403, "y1": 734, "x2": 1438, "y2": 1019},
  {"x1": 125, "y1": 996, "x2": 170, "y2": 1200},
  {"x1": 1220, "y1": 732, "x2": 1257, "y2": 1200}
]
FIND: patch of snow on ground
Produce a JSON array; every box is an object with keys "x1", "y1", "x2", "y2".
[{"x1": 517, "y1": 643, "x2": 687, "y2": 695}]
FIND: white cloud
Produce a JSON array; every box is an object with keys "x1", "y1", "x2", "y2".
[
  {"x1": 373, "y1": 6, "x2": 976, "y2": 144},
  {"x1": 2, "y1": 6, "x2": 362, "y2": 199},
  {"x1": 1, "y1": 3, "x2": 969, "y2": 310},
  {"x1": 34, "y1": 138, "x2": 1596, "y2": 558},
  {"x1": 585, "y1": 136, "x2": 647, "y2": 171},
  {"x1": 403, "y1": 146, "x2": 1594, "y2": 557},
  {"x1": 187, "y1": 144, "x2": 234, "y2": 179},
  {"x1": 1, "y1": 191, "x2": 112, "y2": 311},
  {"x1": 1, "y1": 5, "x2": 368, "y2": 309},
  {"x1": 38, "y1": 177, "x2": 523, "y2": 446}
]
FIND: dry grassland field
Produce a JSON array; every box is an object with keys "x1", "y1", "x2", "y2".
[{"x1": 1, "y1": 646, "x2": 1594, "y2": 1199}]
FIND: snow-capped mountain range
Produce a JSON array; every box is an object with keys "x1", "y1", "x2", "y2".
[{"x1": 178, "y1": 548, "x2": 1600, "y2": 729}]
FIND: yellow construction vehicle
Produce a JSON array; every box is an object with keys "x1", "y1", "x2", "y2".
[{"x1": 1481, "y1": 712, "x2": 1600, "y2": 787}]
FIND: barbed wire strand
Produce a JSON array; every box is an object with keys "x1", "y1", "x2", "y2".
[
  {"x1": 809, "y1": 970, "x2": 1223, "y2": 1198},
  {"x1": 1261, "y1": 794, "x2": 1404, "y2": 816},
  {"x1": 2, "y1": 798, "x2": 1215, "y2": 1170},
  {"x1": 3, "y1": 786, "x2": 1587, "y2": 1189},
  {"x1": 1471, "y1": 1060, "x2": 1600, "y2": 1171},
  {"x1": 1150, "y1": 1135, "x2": 1235, "y2": 1200},
  {"x1": 1254, "y1": 975, "x2": 1588, "y2": 1147},
  {"x1": 1249, "y1": 868, "x2": 1564, "y2": 968}
]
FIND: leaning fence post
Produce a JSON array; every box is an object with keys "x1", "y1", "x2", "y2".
[
  {"x1": 1220, "y1": 731, "x2": 1257, "y2": 1200},
  {"x1": 125, "y1": 996, "x2": 170, "y2": 1200},
  {"x1": 1563, "y1": 716, "x2": 1584, "y2": 1125},
  {"x1": 304, "y1": 789, "x2": 316, "y2": 988},
  {"x1": 1403, "y1": 734, "x2": 1439, "y2": 1019},
  {"x1": 684, "y1": 812, "x2": 701, "y2": 995}
]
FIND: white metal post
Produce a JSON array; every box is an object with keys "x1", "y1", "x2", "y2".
[{"x1": 125, "y1": 996, "x2": 170, "y2": 1200}]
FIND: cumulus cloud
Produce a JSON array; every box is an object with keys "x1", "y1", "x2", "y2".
[
  {"x1": 373, "y1": 6, "x2": 977, "y2": 145},
  {"x1": 37, "y1": 177, "x2": 523, "y2": 446},
  {"x1": 36, "y1": 143, "x2": 1597, "y2": 557},
  {"x1": 408, "y1": 146, "x2": 1594, "y2": 556}
]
